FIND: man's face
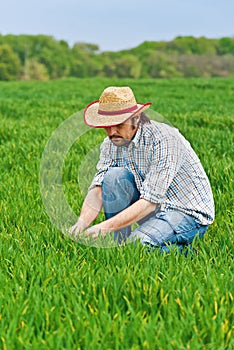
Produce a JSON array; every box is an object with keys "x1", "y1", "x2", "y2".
[{"x1": 104, "y1": 116, "x2": 140, "y2": 147}]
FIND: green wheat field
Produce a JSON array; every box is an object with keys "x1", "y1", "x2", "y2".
[{"x1": 0, "y1": 78, "x2": 233, "y2": 349}]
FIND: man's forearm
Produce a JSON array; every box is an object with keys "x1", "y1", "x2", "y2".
[
  {"x1": 98, "y1": 199, "x2": 157, "y2": 232},
  {"x1": 77, "y1": 186, "x2": 102, "y2": 229}
]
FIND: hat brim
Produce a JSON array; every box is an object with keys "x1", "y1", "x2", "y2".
[{"x1": 84, "y1": 100, "x2": 152, "y2": 128}]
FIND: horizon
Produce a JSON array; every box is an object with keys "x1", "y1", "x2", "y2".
[{"x1": 0, "y1": 32, "x2": 233, "y2": 53}]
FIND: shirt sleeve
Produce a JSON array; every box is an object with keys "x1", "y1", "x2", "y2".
[
  {"x1": 89, "y1": 138, "x2": 115, "y2": 190},
  {"x1": 140, "y1": 136, "x2": 185, "y2": 203}
]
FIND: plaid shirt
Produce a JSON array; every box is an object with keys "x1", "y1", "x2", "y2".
[{"x1": 90, "y1": 121, "x2": 215, "y2": 225}]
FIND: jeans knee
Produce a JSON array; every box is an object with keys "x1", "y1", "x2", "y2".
[
  {"x1": 103, "y1": 167, "x2": 135, "y2": 189},
  {"x1": 102, "y1": 167, "x2": 140, "y2": 216}
]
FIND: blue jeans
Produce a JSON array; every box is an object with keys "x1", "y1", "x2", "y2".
[{"x1": 102, "y1": 167, "x2": 208, "y2": 252}]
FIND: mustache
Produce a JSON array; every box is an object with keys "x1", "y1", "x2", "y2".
[{"x1": 109, "y1": 135, "x2": 123, "y2": 139}]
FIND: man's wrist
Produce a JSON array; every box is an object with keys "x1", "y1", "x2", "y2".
[{"x1": 76, "y1": 217, "x2": 88, "y2": 231}]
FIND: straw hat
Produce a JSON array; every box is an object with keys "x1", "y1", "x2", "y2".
[{"x1": 84, "y1": 86, "x2": 152, "y2": 128}]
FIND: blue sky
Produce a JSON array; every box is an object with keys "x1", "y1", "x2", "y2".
[{"x1": 0, "y1": 0, "x2": 233, "y2": 51}]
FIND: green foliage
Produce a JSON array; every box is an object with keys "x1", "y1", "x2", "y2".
[
  {"x1": 0, "y1": 35, "x2": 234, "y2": 80},
  {"x1": 218, "y1": 37, "x2": 234, "y2": 55},
  {"x1": 113, "y1": 55, "x2": 142, "y2": 78},
  {"x1": 0, "y1": 44, "x2": 21, "y2": 80},
  {"x1": 0, "y1": 77, "x2": 233, "y2": 349},
  {"x1": 26, "y1": 59, "x2": 49, "y2": 81}
]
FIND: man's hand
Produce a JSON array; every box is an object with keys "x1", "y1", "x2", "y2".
[
  {"x1": 68, "y1": 186, "x2": 103, "y2": 238},
  {"x1": 68, "y1": 220, "x2": 110, "y2": 241},
  {"x1": 85, "y1": 224, "x2": 110, "y2": 240},
  {"x1": 69, "y1": 218, "x2": 87, "y2": 235}
]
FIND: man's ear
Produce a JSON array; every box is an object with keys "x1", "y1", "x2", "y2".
[{"x1": 135, "y1": 114, "x2": 141, "y2": 125}]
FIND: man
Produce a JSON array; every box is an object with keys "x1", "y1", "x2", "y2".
[{"x1": 70, "y1": 86, "x2": 214, "y2": 252}]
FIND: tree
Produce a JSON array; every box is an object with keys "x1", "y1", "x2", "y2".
[
  {"x1": 113, "y1": 55, "x2": 142, "y2": 78},
  {"x1": 25, "y1": 59, "x2": 49, "y2": 80},
  {"x1": 36, "y1": 37, "x2": 71, "y2": 78},
  {"x1": 0, "y1": 44, "x2": 21, "y2": 80},
  {"x1": 72, "y1": 42, "x2": 99, "y2": 54},
  {"x1": 171, "y1": 36, "x2": 217, "y2": 55},
  {"x1": 217, "y1": 37, "x2": 234, "y2": 55},
  {"x1": 144, "y1": 52, "x2": 181, "y2": 78}
]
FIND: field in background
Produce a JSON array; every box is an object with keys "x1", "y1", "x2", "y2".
[{"x1": 0, "y1": 78, "x2": 233, "y2": 349}]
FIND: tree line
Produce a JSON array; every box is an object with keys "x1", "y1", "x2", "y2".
[{"x1": 0, "y1": 34, "x2": 234, "y2": 81}]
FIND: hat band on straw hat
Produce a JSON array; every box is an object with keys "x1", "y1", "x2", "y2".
[{"x1": 98, "y1": 105, "x2": 138, "y2": 116}]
